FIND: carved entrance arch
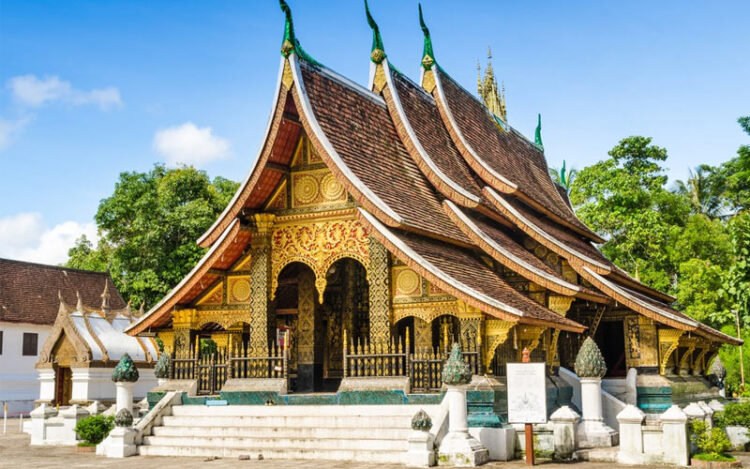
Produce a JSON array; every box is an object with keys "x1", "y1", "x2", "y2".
[{"x1": 270, "y1": 219, "x2": 370, "y2": 303}]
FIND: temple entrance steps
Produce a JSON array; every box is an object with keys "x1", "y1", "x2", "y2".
[{"x1": 137, "y1": 403, "x2": 442, "y2": 463}]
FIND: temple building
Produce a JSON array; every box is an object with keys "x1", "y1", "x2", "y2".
[
  {"x1": 35, "y1": 288, "x2": 159, "y2": 407},
  {"x1": 0, "y1": 259, "x2": 126, "y2": 414},
  {"x1": 125, "y1": 1, "x2": 738, "y2": 412}
]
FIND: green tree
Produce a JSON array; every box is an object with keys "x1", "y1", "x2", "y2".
[
  {"x1": 570, "y1": 136, "x2": 690, "y2": 291},
  {"x1": 66, "y1": 235, "x2": 111, "y2": 272},
  {"x1": 69, "y1": 164, "x2": 238, "y2": 307},
  {"x1": 717, "y1": 117, "x2": 750, "y2": 212},
  {"x1": 673, "y1": 165, "x2": 726, "y2": 218},
  {"x1": 723, "y1": 212, "x2": 750, "y2": 328}
]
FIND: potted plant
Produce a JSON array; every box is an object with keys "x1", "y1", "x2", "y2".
[
  {"x1": 690, "y1": 420, "x2": 740, "y2": 468},
  {"x1": 73, "y1": 414, "x2": 114, "y2": 452}
]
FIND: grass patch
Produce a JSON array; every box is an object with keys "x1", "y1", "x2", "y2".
[
  {"x1": 693, "y1": 452, "x2": 736, "y2": 462},
  {"x1": 76, "y1": 442, "x2": 97, "y2": 447}
]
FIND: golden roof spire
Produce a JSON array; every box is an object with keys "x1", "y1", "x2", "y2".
[{"x1": 478, "y1": 45, "x2": 507, "y2": 123}]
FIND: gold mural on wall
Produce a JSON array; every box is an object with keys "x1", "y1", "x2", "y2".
[
  {"x1": 270, "y1": 218, "x2": 370, "y2": 303},
  {"x1": 291, "y1": 169, "x2": 347, "y2": 209},
  {"x1": 228, "y1": 276, "x2": 251, "y2": 303},
  {"x1": 625, "y1": 315, "x2": 659, "y2": 368}
]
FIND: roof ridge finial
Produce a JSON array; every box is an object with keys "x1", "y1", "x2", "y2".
[
  {"x1": 279, "y1": 0, "x2": 297, "y2": 57},
  {"x1": 76, "y1": 290, "x2": 84, "y2": 312},
  {"x1": 138, "y1": 301, "x2": 145, "y2": 316},
  {"x1": 365, "y1": 0, "x2": 386, "y2": 64},
  {"x1": 419, "y1": 4, "x2": 435, "y2": 69},
  {"x1": 535, "y1": 113, "x2": 544, "y2": 150},
  {"x1": 101, "y1": 278, "x2": 111, "y2": 311}
]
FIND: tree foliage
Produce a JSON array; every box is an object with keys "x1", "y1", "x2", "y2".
[{"x1": 65, "y1": 164, "x2": 238, "y2": 308}]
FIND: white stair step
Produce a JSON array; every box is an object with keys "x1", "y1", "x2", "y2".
[
  {"x1": 170, "y1": 404, "x2": 438, "y2": 417},
  {"x1": 137, "y1": 445, "x2": 406, "y2": 463},
  {"x1": 161, "y1": 414, "x2": 412, "y2": 428},
  {"x1": 143, "y1": 435, "x2": 408, "y2": 451},
  {"x1": 152, "y1": 425, "x2": 411, "y2": 440}
]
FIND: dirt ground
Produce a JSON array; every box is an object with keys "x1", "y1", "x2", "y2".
[{"x1": 1, "y1": 422, "x2": 747, "y2": 468}]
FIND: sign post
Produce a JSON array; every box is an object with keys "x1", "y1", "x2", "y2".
[{"x1": 507, "y1": 348, "x2": 547, "y2": 466}]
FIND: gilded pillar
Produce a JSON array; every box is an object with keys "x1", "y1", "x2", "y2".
[
  {"x1": 249, "y1": 213, "x2": 274, "y2": 356},
  {"x1": 297, "y1": 267, "x2": 317, "y2": 392},
  {"x1": 368, "y1": 237, "x2": 391, "y2": 344}
]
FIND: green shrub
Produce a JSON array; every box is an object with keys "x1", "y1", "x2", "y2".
[
  {"x1": 691, "y1": 420, "x2": 733, "y2": 459},
  {"x1": 74, "y1": 415, "x2": 114, "y2": 444},
  {"x1": 715, "y1": 401, "x2": 750, "y2": 428}
]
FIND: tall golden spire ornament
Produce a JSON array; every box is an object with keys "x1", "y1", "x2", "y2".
[{"x1": 478, "y1": 46, "x2": 507, "y2": 123}]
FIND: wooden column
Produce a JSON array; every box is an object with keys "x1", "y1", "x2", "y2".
[
  {"x1": 297, "y1": 267, "x2": 317, "y2": 392},
  {"x1": 368, "y1": 238, "x2": 391, "y2": 344},
  {"x1": 248, "y1": 213, "x2": 274, "y2": 356}
]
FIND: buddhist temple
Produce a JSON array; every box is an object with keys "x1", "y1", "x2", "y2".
[
  {"x1": 125, "y1": 0, "x2": 739, "y2": 414},
  {"x1": 36, "y1": 283, "x2": 159, "y2": 406}
]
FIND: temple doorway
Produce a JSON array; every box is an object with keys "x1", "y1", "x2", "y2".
[
  {"x1": 273, "y1": 258, "x2": 369, "y2": 393},
  {"x1": 54, "y1": 366, "x2": 72, "y2": 406},
  {"x1": 595, "y1": 320, "x2": 627, "y2": 377}
]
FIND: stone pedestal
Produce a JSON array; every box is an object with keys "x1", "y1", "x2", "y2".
[
  {"x1": 616, "y1": 405, "x2": 645, "y2": 465},
  {"x1": 96, "y1": 427, "x2": 137, "y2": 458},
  {"x1": 577, "y1": 377, "x2": 617, "y2": 447},
  {"x1": 660, "y1": 405, "x2": 689, "y2": 466},
  {"x1": 550, "y1": 405, "x2": 579, "y2": 460},
  {"x1": 406, "y1": 430, "x2": 435, "y2": 467},
  {"x1": 115, "y1": 381, "x2": 134, "y2": 415},
  {"x1": 60, "y1": 405, "x2": 88, "y2": 441},
  {"x1": 29, "y1": 404, "x2": 56, "y2": 446},
  {"x1": 437, "y1": 386, "x2": 489, "y2": 466}
]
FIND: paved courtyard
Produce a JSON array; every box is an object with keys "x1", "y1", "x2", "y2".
[{"x1": 1, "y1": 423, "x2": 747, "y2": 468}]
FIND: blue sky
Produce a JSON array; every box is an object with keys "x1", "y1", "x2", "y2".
[{"x1": 0, "y1": 0, "x2": 748, "y2": 264}]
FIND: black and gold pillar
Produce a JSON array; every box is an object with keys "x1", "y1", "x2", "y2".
[
  {"x1": 368, "y1": 238, "x2": 391, "y2": 344},
  {"x1": 248, "y1": 213, "x2": 275, "y2": 356},
  {"x1": 297, "y1": 266, "x2": 317, "y2": 392}
]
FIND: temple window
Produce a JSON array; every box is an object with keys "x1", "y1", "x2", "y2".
[{"x1": 22, "y1": 332, "x2": 38, "y2": 356}]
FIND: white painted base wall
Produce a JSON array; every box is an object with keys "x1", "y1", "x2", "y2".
[
  {"x1": 0, "y1": 323, "x2": 51, "y2": 414},
  {"x1": 37, "y1": 367, "x2": 158, "y2": 404}
]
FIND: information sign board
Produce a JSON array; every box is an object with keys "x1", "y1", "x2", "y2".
[{"x1": 506, "y1": 362, "x2": 547, "y2": 424}]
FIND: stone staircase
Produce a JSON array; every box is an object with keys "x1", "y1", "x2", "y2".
[{"x1": 137, "y1": 403, "x2": 441, "y2": 463}]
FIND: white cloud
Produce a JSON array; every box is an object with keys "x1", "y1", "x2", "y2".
[
  {"x1": 153, "y1": 122, "x2": 230, "y2": 166},
  {"x1": 0, "y1": 212, "x2": 97, "y2": 265},
  {"x1": 0, "y1": 116, "x2": 31, "y2": 150},
  {"x1": 7, "y1": 74, "x2": 122, "y2": 110}
]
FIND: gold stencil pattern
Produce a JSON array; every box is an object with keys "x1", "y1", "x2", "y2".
[
  {"x1": 229, "y1": 277, "x2": 251, "y2": 303},
  {"x1": 271, "y1": 218, "x2": 370, "y2": 303}
]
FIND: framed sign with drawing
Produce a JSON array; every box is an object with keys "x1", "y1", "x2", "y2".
[{"x1": 506, "y1": 362, "x2": 547, "y2": 424}]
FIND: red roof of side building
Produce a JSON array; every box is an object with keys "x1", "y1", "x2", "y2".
[{"x1": 0, "y1": 258, "x2": 125, "y2": 326}]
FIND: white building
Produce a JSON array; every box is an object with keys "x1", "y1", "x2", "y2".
[
  {"x1": 36, "y1": 289, "x2": 159, "y2": 405},
  {"x1": 0, "y1": 258, "x2": 126, "y2": 414}
]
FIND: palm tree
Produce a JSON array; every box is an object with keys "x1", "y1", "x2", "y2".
[
  {"x1": 673, "y1": 165, "x2": 726, "y2": 218},
  {"x1": 549, "y1": 160, "x2": 577, "y2": 194}
]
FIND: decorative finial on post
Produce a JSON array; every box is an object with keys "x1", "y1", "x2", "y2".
[
  {"x1": 138, "y1": 301, "x2": 145, "y2": 317},
  {"x1": 574, "y1": 337, "x2": 606, "y2": 378},
  {"x1": 411, "y1": 409, "x2": 433, "y2": 431},
  {"x1": 442, "y1": 343, "x2": 472, "y2": 385},
  {"x1": 154, "y1": 352, "x2": 170, "y2": 379},
  {"x1": 419, "y1": 4, "x2": 435, "y2": 69},
  {"x1": 535, "y1": 113, "x2": 544, "y2": 150},
  {"x1": 365, "y1": 0, "x2": 386, "y2": 64},
  {"x1": 112, "y1": 353, "x2": 139, "y2": 383}
]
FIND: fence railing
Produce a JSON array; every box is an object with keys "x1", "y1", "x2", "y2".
[
  {"x1": 342, "y1": 329, "x2": 481, "y2": 393},
  {"x1": 342, "y1": 329, "x2": 409, "y2": 378},
  {"x1": 170, "y1": 334, "x2": 288, "y2": 395}
]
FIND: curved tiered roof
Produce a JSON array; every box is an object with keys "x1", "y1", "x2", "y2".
[{"x1": 127, "y1": 1, "x2": 739, "y2": 346}]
